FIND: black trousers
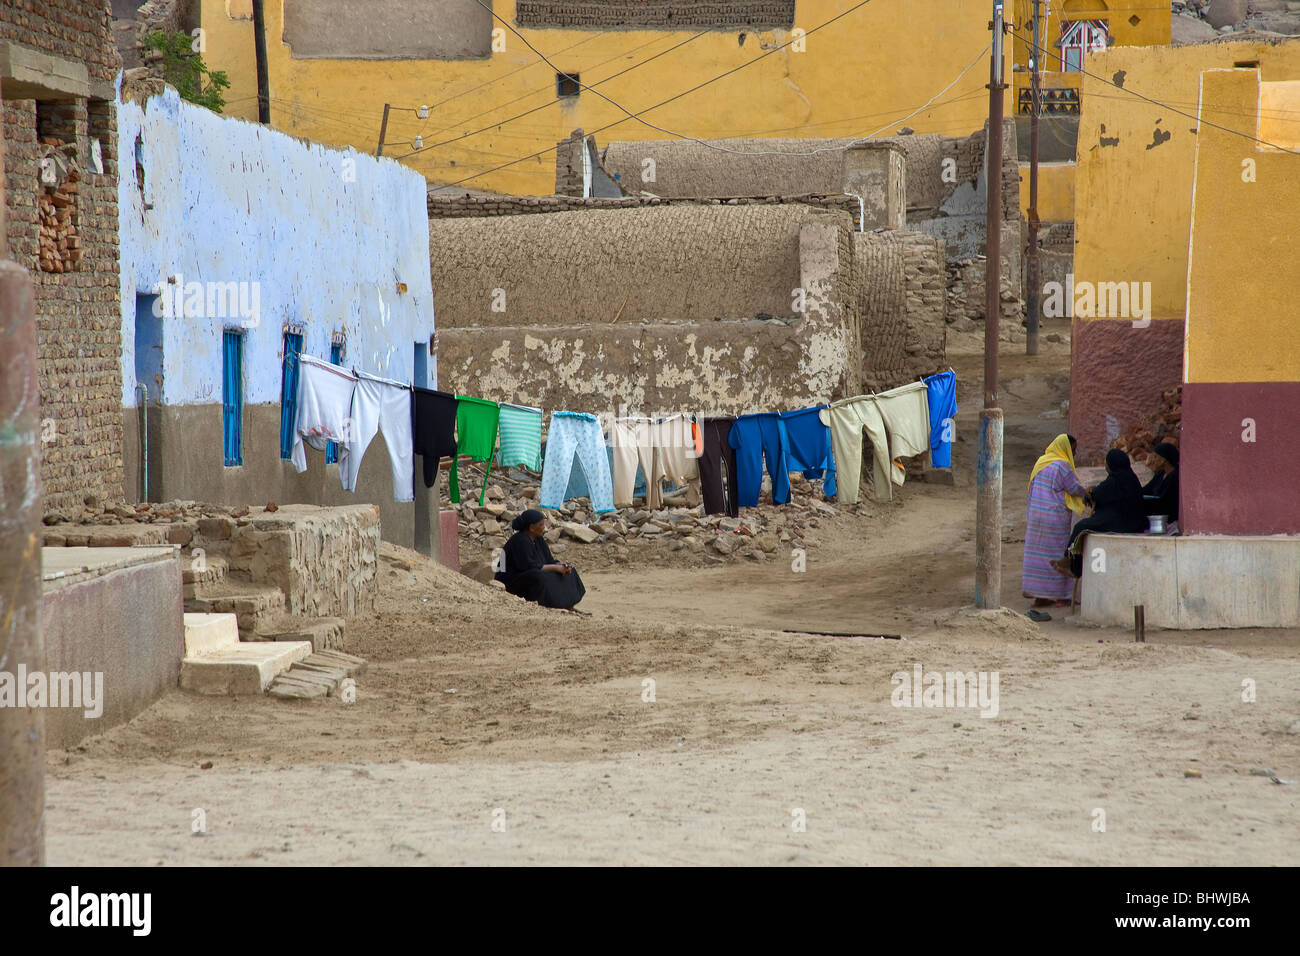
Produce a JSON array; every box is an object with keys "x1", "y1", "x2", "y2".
[
  {"x1": 503, "y1": 568, "x2": 586, "y2": 610},
  {"x1": 697, "y1": 416, "x2": 739, "y2": 517}
]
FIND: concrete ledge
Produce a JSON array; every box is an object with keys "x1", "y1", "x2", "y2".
[
  {"x1": 40, "y1": 547, "x2": 184, "y2": 748},
  {"x1": 1081, "y1": 533, "x2": 1300, "y2": 629},
  {"x1": 0, "y1": 40, "x2": 92, "y2": 101},
  {"x1": 180, "y1": 641, "x2": 312, "y2": 696}
]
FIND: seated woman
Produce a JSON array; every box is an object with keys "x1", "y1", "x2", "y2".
[
  {"x1": 495, "y1": 509, "x2": 587, "y2": 611},
  {"x1": 1142, "y1": 441, "x2": 1179, "y2": 522},
  {"x1": 1051, "y1": 449, "x2": 1146, "y2": 579}
]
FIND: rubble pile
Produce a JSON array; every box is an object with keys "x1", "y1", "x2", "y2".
[
  {"x1": 1109, "y1": 386, "x2": 1182, "y2": 468},
  {"x1": 450, "y1": 465, "x2": 882, "y2": 567},
  {"x1": 1172, "y1": 1, "x2": 1300, "y2": 39},
  {"x1": 37, "y1": 139, "x2": 82, "y2": 274}
]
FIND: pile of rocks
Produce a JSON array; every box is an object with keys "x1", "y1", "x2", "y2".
[
  {"x1": 1172, "y1": 1, "x2": 1300, "y2": 40},
  {"x1": 1109, "y1": 386, "x2": 1182, "y2": 467},
  {"x1": 451, "y1": 466, "x2": 865, "y2": 566}
]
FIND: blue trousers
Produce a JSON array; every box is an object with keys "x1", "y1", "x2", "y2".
[
  {"x1": 780, "y1": 406, "x2": 837, "y2": 499},
  {"x1": 540, "y1": 411, "x2": 615, "y2": 513},
  {"x1": 729, "y1": 414, "x2": 790, "y2": 507}
]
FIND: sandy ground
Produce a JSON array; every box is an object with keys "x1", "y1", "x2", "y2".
[{"x1": 44, "y1": 335, "x2": 1300, "y2": 865}]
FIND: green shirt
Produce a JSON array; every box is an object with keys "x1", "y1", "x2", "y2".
[{"x1": 450, "y1": 396, "x2": 500, "y2": 506}]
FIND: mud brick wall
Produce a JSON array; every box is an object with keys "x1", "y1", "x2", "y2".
[
  {"x1": 2, "y1": 0, "x2": 125, "y2": 517},
  {"x1": 515, "y1": 1, "x2": 796, "y2": 29},
  {"x1": 429, "y1": 190, "x2": 862, "y2": 226},
  {"x1": 219, "y1": 505, "x2": 380, "y2": 618},
  {"x1": 855, "y1": 231, "x2": 948, "y2": 391}
]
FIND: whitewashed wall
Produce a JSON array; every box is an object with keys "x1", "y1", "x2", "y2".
[{"x1": 117, "y1": 83, "x2": 435, "y2": 407}]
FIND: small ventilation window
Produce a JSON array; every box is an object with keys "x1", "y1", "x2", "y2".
[
  {"x1": 1128, "y1": 14, "x2": 1141, "y2": 27},
  {"x1": 1235, "y1": 61, "x2": 1260, "y2": 69},
  {"x1": 556, "y1": 72, "x2": 580, "y2": 98}
]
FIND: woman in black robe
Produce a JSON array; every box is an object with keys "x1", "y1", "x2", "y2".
[
  {"x1": 1141, "y1": 442, "x2": 1179, "y2": 521},
  {"x1": 495, "y1": 509, "x2": 587, "y2": 610},
  {"x1": 1052, "y1": 449, "x2": 1146, "y2": 578}
]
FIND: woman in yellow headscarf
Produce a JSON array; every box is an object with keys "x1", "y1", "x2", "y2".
[{"x1": 1023, "y1": 434, "x2": 1087, "y2": 619}]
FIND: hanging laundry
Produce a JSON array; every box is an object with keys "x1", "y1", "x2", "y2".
[
  {"x1": 820, "y1": 396, "x2": 892, "y2": 504},
  {"x1": 696, "y1": 416, "x2": 739, "y2": 517},
  {"x1": 342, "y1": 371, "x2": 414, "y2": 502},
  {"x1": 779, "y1": 406, "x2": 837, "y2": 498},
  {"x1": 875, "y1": 381, "x2": 932, "y2": 486},
  {"x1": 496, "y1": 402, "x2": 543, "y2": 471},
  {"x1": 923, "y1": 370, "x2": 958, "y2": 468},
  {"x1": 411, "y1": 386, "x2": 458, "y2": 489},
  {"x1": 290, "y1": 355, "x2": 356, "y2": 481},
  {"x1": 610, "y1": 413, "x2": 699, "y2": 509},
  {"x1": 449, "y1": 395, "x2": 500, "y2": 506},
  {"x1": 729, "y1": 413, "x2": 789, "y2": 507},
  {"x1": 540, "y1": 411, "x2": 615, "y2": 514}
]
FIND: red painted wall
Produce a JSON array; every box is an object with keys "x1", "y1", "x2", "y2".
[
  {"x1": 1182, "y1": 382, "x2": 1300, "y2": 535},
  {"x1": 1069, "y1": 317, "x2": 1184, "y2": 464}
]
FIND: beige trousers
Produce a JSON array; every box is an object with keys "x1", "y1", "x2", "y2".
[
  {"x1": 820, "y1": 397, "x2": 892, "y2": 504},
  {"x1": 611, "y1": 415, "x2": 699, "y2": 509}
]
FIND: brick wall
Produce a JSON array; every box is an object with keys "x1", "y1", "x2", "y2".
[
  {"x1": 2, "y1": 0, "x2": 125, "y2": 517},
  {"x1": 855, "y1": 231, "x2": 948, "y2": 391},
  {"x1": 515, "y1": 1, "x2": 795, "y2": 30}
]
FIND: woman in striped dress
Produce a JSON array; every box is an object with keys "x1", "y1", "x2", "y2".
[{"x1": 1022, "y1": 434, "x2": 1086, "y2": 618}]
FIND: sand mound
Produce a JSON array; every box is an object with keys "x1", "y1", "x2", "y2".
[{"x1": 932, "y1": 606, "x2": 1051, "y2": 642}]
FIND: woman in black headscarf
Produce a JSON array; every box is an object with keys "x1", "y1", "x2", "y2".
[
  {"x1": 1141, "y1": 441, "x2": 1180, "y2": 521},
  {"x1": 495, "y1": 509, "x2": 587, "y2": 611},
  {"x1": 1052, "y1": 449, "x2": 1146, "y2": 578}
]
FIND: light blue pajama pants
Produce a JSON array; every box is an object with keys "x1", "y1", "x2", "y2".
[{"x1": 540, "y1": 411, "x2": 616, "y2": 513}]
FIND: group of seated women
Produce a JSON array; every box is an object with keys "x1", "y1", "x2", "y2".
[{"x1": 1022, "y1": 435, "x2": 1179, "y2": 620}]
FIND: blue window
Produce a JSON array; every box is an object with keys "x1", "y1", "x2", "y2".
[
  {"x1": 325, "y1": 339, "x2": 345, "y2": 464},
  {"x1": 279, "y1": 331, "x2": 304, "y2": 459},
  {"x1": 222, "y1": 330, "x2": 244, "y2": 466}
]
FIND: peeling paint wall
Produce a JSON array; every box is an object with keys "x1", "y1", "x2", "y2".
[
  {"x1": 117, "y1": 85, "x2": 435, "y2": 408},
  {"x1": 432, "y1": 205, "x2": 860, "y2": 414}
]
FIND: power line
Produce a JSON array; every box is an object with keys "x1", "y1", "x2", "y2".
[
  {"x1": 408, "y1": 0, "x2": 883, "y2": 174},
  {"x1": 391, "y1": 23, "x2": 722, "y2": 159}
]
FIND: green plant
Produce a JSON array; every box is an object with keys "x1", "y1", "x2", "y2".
[{"x1": 142, "y1": 30, "x2": 231, "y2": 113}]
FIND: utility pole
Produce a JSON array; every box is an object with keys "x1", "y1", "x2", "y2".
[
  {"x1": 0, "y1": 73, "x2": 46, "y2": 866},
  {"x1": 376, "y1": 104, "x2": 391, "y2": 157},
  {"x1": 976, "y1": 1, "x2": 1006, "y2": 610},
  {"x1": 1025, "y1": 0, "x2": 1042, "y2": 356},
  {"x1": 252, "y1": 0, "x2": 271, "y2": 123}
]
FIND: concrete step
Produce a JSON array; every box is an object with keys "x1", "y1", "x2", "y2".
[
  {"x1": 267, "y1": 650, "x2": 367, "y2": 700},
  {"x1": 253, "y1": 614, "x2": 346, "y2": 653},
  {"x1": 184, "y1": 580, "x2": 286, "y2": 637},
  {"x1": 181, "y1": 640, "x2": 313, "y2": 696},
  {"x1": 181, "y1": 553, "x2": 228, "y2": 593},
  {"x1": 182, "y1": 612, "x2": 240, "y2": 656}
]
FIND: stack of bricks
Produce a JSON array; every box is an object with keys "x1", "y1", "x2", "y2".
[{"x1": 37, "y1": 139, "x2": 81, "y2": 273}]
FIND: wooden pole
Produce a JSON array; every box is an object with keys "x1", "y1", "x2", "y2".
[
  {"x1": 1134, "y1": 605, "x2": 1146, "y2": 643},
  {"x1": 0, "y1": 69, "x2": 45, "y2": 862},
  {"x1": 1025, "y1": 0, "x2": 1042, "y2": 356},
  {"x1": 376, "y1": 104, "x2": 391, "y2": 157},
  {"x1": 975, "y1": 1, "x2": 1007, "y2": 609},
  {"x1": 252, "y1": 0, "x2": 271, "y2": 124}
]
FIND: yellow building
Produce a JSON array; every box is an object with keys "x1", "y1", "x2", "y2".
[
  {"x1": 200, "y1": 0, "x2": 1011, "y2": 196},
  {"x1": 1068, "y1": 38, "x2": 1300, "y2": 461},
  {"x1": 1181, "y1": 66, "x2": 1300, "y2": 534},
  {"x1": 1011, "y1": 0, "x2": 1169, "y2": 224},
  {"x1": 1011, "y1": 0, "x2": 1169, "y2": 117}
]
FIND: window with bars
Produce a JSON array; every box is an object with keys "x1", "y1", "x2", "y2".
[
  {"x1": 1058, "y1": 19, "x2": 1109, "y2": 73},
  {"x1": 222, "y1": 330, "x2": 244, "y2": 466}
]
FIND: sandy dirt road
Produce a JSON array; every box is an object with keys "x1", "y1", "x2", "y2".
[{"x1": 44, "y1": 347, "x2": 1300, "y2": 865}]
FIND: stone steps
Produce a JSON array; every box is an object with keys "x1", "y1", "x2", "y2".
[
  {"x1": 252, "y1": 614, "x2": 346, "y2": 652},
  {"x1": 267, "y1": 649, "x2": 367, "y2": 700},
  {"x1": 184, "y1": 579, "x2": 286, "y2": 637},
  {"x1": 181, "y1": 553, "x2": 228, "y2": 593},
  {"x1": 180, "y1": 613, "x2": 312, "y2": 696}
]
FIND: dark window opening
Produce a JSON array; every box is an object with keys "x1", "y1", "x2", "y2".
[
  {"x1": 556, "y1": 72, "x2": 580, "y2": 98},
  {"x1": 1235, "y1": 61, "x2": 1260, "y2": 69},
  {"x1": 325, "y1": 336, "x2": 346, "y2": 464}
]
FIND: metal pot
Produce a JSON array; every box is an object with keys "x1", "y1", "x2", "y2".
[{"x1": 1148, "y1": 514, "x2": 1167, "y2": 535}]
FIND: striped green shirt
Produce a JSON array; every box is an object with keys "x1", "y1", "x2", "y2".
[{"x1": 497, "y1": 402, "x2": 543, "y2": 471}]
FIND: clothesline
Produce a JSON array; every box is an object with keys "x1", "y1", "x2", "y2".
[{"x1": 281, "y1": 348, "x2": 957, "y2": 516}]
